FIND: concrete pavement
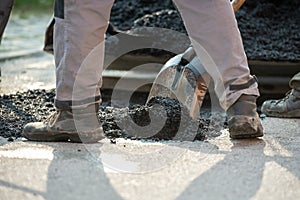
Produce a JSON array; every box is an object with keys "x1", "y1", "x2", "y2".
[{"x1": 0, "y1": 117, "x2": 300, "y2": 200}]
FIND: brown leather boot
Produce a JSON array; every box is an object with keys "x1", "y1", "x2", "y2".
[
  {"x1": 227, "y1": 95, "x2": 263, "y2": 139},
  {"x1": 22, "y1": 104, "x2": 104, "y2": 143},
  {"x1": 261, "y1": 89, "x2": 300, "y2": 118}
]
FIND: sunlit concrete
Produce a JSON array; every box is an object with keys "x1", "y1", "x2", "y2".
[{"x1": 0, "y1": 117, "x2": 299, "y2": 200}]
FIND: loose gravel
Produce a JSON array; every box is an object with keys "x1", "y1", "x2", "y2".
[
  {"x1": 109, "y1": 0, "x2": 300, "y2": 61},
  {"x1": 1, "y1": 90, "x2": 213, "y2": 141}
]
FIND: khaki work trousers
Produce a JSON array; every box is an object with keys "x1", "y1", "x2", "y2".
[{"x1": 54, "y1": 0, "x2": 259, "y2": 110}]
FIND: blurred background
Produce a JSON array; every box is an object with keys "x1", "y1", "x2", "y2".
[{"x1": 0, "y1": 0, "x2": 55, "y2": 94}]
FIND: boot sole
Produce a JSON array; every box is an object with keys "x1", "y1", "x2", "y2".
[
  {"x1": 229, "y1": 125, "x2": 263, "y2": 139},
  {"x1": 228, "y1": 116, "x2": 264, "y2": 139},
  {"x1": 22, "y1": 128, "x2": 104, "y2": 143},
  {"x1": 262, "y1": 109, "x2": 300, "y2": 118}
]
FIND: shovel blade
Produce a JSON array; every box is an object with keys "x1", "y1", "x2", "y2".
[
  {"x1": 147, "y1": 55, "x2": 210, "y2": 119},
  {"x1": 147, "y1": 53, "x2": 183, "y2": 101},
  {"x1": 175, "y1": 67, "x2": 210, "y2": 119}
]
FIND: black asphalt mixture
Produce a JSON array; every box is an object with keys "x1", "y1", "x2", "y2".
[
  {"x1": 0, "y1": 90, "x2": 212, "y2": 141},
  {"x1": 0, "y1": 0, "x2": 298, "y2": 140},
  {"x1": 110, "y1": 0, "x2": 300, "y2": 61}
]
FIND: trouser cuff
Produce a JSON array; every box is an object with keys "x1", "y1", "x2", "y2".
[
  {"x1": 55, "y1": 96, "x2": 101, "y2": 110},
  {"x1": 290, "y1": 72, "x2": 300, "y2": 90},
  {"x1": 229, "y1": 76, "x2": 258, "y2": 91}
]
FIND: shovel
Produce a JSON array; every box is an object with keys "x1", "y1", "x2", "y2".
[{"x1": 146, "y1": 0, "x2": 246, "y2": 119}]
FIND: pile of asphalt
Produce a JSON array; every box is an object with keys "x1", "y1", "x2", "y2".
[
  {"x1": 0, "y1": 90, "x2": 210, "y2": 141},
  {"x1": 110, "y1": 0, "x2": 300, "y2": 61},
  {"x1": 0, "y1": 90, "x2": 56, "y2": 140}
]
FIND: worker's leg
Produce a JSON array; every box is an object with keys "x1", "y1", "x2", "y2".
[
  {"x1": 22, "y1": 0, "x2": 115, "y2": 143},
  {"x1": 173, "y1": 0, "x2": 259, "y2": 110},
  {"x1": 173, "y1": 0, "x2": 263, "y2": 138},
  {"x1": 0, "y1": 0, "x2": 14, "y2": 43},
  {"x1": 54, "y1": 0, "x2": 114, "y2": 110}
]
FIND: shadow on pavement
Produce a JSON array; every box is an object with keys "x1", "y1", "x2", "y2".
[{"x1": 177, "y1": 139, "x2": 266, "y2": 200}]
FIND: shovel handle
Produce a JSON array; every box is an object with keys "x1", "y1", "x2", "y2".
[{"x1": 231, "y1": 0, "x2": 246, "y2": 13}]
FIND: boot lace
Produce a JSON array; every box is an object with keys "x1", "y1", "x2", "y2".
[
  {"x1": 43, "y1": 110, "x2": 62, "y2": 127},
  {"x1": 275, "y1": 90, "x2": 293, "y2": 105}
]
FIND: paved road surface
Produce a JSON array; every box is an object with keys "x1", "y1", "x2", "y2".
[{"x1": 0, "y1": 117, "x2": 299, "y2": 200}]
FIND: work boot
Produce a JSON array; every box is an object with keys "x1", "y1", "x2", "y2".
[
  {"x1": 22, "y1": 104, "x2": 104, "y2": 143},
  {"x1": 261, "y1": 89, "x2": 300, "y2": 118},
  {"x1": 227, "y1": 95, "x2": 263, "y2": 139}
]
